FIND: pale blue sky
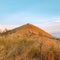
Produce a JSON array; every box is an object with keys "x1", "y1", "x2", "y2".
[{"x1": 0, "y1": 0, "x2": 60, "y2": 25}]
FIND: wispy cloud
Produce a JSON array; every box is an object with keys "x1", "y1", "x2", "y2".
[
  {"x1": 0, "y1": 21, "x2": 60, "y2": 33},
  {"x1": 0, "y1": 24, "x2": 18, "y2": 32},
  {"x1": 37, "y1": 22, "x2": 60, "y2": 33},
  {"x1": 54, "y1": 19, "x2": 60, "y2": 22}
]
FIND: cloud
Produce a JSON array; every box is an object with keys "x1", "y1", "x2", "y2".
[
  {"x1": 0, "y1": 21, "x2": 60, "y2": 33},
  {"x1": 55, "y1": 20, "x2": 60, "y2": 22},
  {"x1": 33, "y1": 17, "x2": 60, "y2": 33},
  {"x1": 37, "y1": 22, "x2": 60, "y2": 33},
  {"x1": 52, "y1": 17, "x2": 60, "y2": 22},
  {"x1": 0, "y1": 24, "x2": 18, "y2": 32}
]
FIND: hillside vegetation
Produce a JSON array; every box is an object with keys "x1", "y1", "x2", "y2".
[{"x1": 0, "y1": 24, "x2": 60, "y2": 60}]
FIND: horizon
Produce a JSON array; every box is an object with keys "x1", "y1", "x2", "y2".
[{"x1": 0, "y1": 23, "x2": 60, "y2": 38}]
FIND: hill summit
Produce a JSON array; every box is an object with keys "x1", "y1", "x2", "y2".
[
  {"x1": 17, "y1": 23, "x2": 52, "y2": 37},
  {"x1": 1, "y1": 23, "x2": 53, "y2": 38}
]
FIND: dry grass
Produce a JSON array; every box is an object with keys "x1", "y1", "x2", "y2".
[{"x1": 0, "y1": 24, "x2": 60, "y2": 60}]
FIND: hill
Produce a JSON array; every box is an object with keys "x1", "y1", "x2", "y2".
[
  {"x1": 0, "y1": 23, "x2": 60, "y2": 60},
  {"x1": 0, "y1": 24, "x2": 54, "y2": 38}
]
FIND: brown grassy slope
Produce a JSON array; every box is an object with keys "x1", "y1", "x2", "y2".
[
  {"x1": 0, "y1": 24, "x2": 53, "y2": 37},
  {"x1": 1, "y1": 23, "x2": 60, "y2": 40},
  {"x1": 0, "y1": 24, "x2": 60, "y2": 60}
]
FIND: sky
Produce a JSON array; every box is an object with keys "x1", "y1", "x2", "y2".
[{"x1": 0, "y1": 0, "x2": 60, "y2": 34}]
